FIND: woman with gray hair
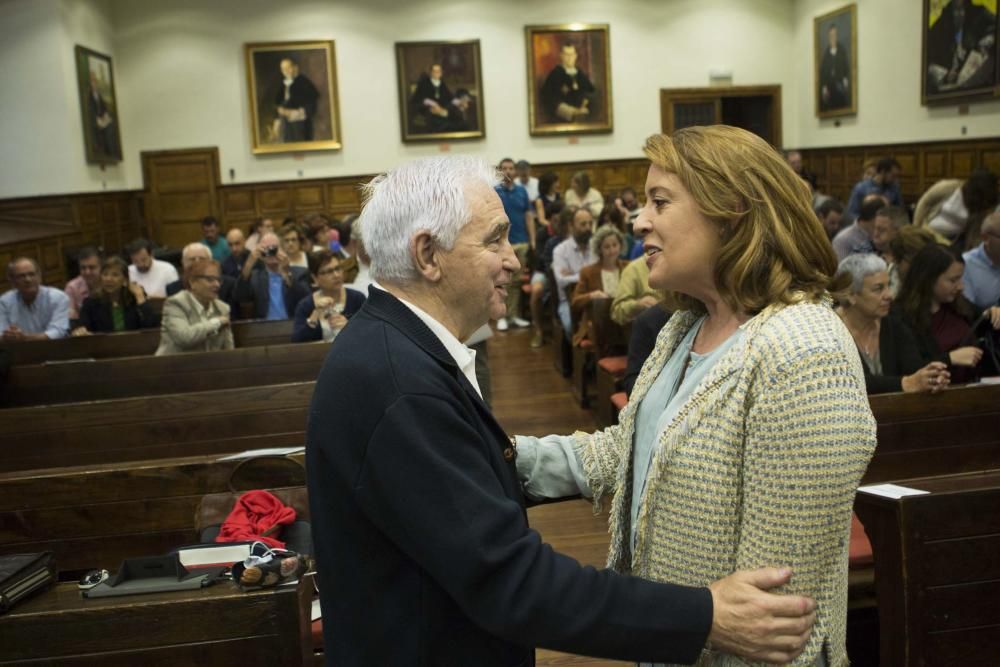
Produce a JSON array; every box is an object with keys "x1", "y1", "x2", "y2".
[
  {"x1": 836, "y1": 253, "x2": 949, "y2": 393},
  {"x1": 570, "y1": 224, "x2": 627, "y2": 351}
]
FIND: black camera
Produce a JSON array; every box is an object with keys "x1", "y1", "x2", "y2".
[{"x1": 261, "y1": 246, "x2": 279, "y2": 258}]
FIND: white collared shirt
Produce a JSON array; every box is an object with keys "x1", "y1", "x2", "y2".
[{"x1": 371, "y1": 283, "x2": 483, "y2": 399}]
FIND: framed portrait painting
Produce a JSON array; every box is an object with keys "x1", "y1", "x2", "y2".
[
  {"x1": 813, "y1": 4, "x2": 857, "y2": 118},
  {"x1": 396, "y1": 40, "x2": 485, "y2": 143},
  {"x1": 244, "y1": 40, "x2": 342, "y2": 154},
  {"x1": 922, "y1": 0, "x2": 998, "y2": 105},
  {"x1": 525, "y1": 24, "x2": 612, "y2": 136},
  {"x1": 74, "y1": 45, "x2": 123, "y2": 164}
]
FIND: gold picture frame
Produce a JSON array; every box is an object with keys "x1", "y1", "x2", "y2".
[
  {"x1": 74, "y1": 45, "x2": 123, "y2": 164},
  {"x1": 525, "y1": 23, "x2": 613, "y2": 136},
  {"x1": 813, "y1": 4, "x2": 858, "y2": 118},
  {"x1": 245, "y1": 40, "x2": 342, "y2": 154},
  {"x1": 921, "y1": 0, "x2": 999, "y2": 106},
  {"x1": 396, "y1": 40, "x2": 485, "y2": 143}
]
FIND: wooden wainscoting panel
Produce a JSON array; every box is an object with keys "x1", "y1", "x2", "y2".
[
  {"x1": 983, "y1": 148, "x2": 1000, "y2": 174},
  {"x1": 294, "y1": 184, "x2": 324, "y2": 209},
  {"x1": 329, "y1": 183, "x2": 361, "y2": 208},
  {"x1": 950, "y1": 150, "x2": 975, "y2": 178},
  {"x1": 925, "y1": 150, "x2": 947, "y2": 179},
  {"x1": 258, "y1": 187, "x2": 292, "y2": 213},
  {"x1": 223, "y1": 189, "x2": 255, "y2": 218}
]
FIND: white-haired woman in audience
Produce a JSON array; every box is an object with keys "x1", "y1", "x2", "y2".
[
  {"x1": 836, "y1": 253, "x2": 950, "y2": 394},
  {"x1": 155, "y1": 260, "x2": 233, "y2": 355},
  {"x1": 515, "y1": 126, "x2": 877, "y2": 665},
  {"x1": 291, "y1": 250, "x2": 365, "y2": 343},
  {"x1": 570, "y1": 224, "x2": 627, "y2": 352}
]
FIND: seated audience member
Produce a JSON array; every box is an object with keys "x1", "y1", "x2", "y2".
[
  {"x1": 846, "y1": 157, "x2": 903, "y2": 218},
  {"x1": 156, "y1": 260, "x2": 233, "y2": 356},
  {"x1": 200, "y1": 216, "x2": 230, "y2": 261},
  {"x1": 816, "y1": 199, "x2": 846, "y2": 240},
  {"x1": 785, "y1": 149, "x2": 817, "y2": 190},
  {"x1": 873, "y1": 205, "x2": 910, "y2": 294},
  {"x1": 597, "y1": 202, "x2": 626, "y2": 235},
  {"x1": 888, "y1": 224, "x2": 946, "y2": 284},
  {"x1": 127, "y1": 238, "x2": 178, "y2": 298},
  {"x1": 533, "y1": 172, "x2": 562, "y2": 229},
  {"x1": 166, "y1": 243, "x2": 238, "y2": 311},
  {"x1": 0, "y1": 257, "x2": 70, "y2": 341},
  {"x1": 921, "y1": 169, "x2": 999, "y2": 246},
  {"x1": 528, "y1": 203, "x2": 571, "y2": 348},
  {"x1": 895, "y1": 243, "x2": 1000, "y2": 382},
  {"x1": 963, "y1": 211, "x2": 1000, "y2": 310},
  {"x1": 304, "y1": 213, "x2": 333, "y2": 253},
  {"x1": 570, "y1": 225, "x2": 627, "y2": 351},
  {"x1": 221, "y1": 227, "x2": 248, "y2": 279},
  {"x1": 279, "y1": 221, "x2": 310, "y2": 269},
  {"x1": 836, "y1": 254, "x2": 949, "y2": 394},
  {"x1": 291, "y1": 251, "x2": 365, "y2": 343},
  {"x1": 622, "y1": 303, "x2": 672, "y2": 396},
  {"x1": 64, "y1": 246, "x2": 103, "y2": 323},
  {"x1": 552, "y1": 207, "x2": 596, "y2": 334},
  {"x1": 245, "y1": 217, "x2": 274, "y2": 252},
  {"x1": 615, "y1": 186, "x2": 641, "y2": 226},
  {"x1": 345, "y1": 214, "x2": 372, "y2": 296},
  {"x1": 833, "y1": 194, "x2": 884, "y2": 261},
  {"x1": 74, "y1": 257, "x2": 159, "y2": 335},
  {"x1": 515, "y1": 159, "x2": 539, "y2": 201},
  {"x1": 610, "y1": 255, "x2": 660, "y2": 326},
  {"x1": 236, "y1": 232, "x2": 311, "y2": 320},
  {"x1": 333, "y1": 214, "x2": 361, "y2": 283},
  {"x1": 563, "y1": 170, "x2": 603, "y2": 218}
]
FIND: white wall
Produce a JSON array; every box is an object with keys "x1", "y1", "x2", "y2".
[
  {"x1": 1, "y1": 0, "x2": 798, "y2": 197},
  {"x1": 0, "y1": 0, "x2": 126, "y2": 198},
  {"x1": 791, "y1": 0, "x2": 1000, "y2": 149}
]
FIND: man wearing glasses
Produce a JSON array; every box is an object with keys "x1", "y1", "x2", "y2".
[{"x1": 1, "y1": 258, "x2": 71, "y2": 341}]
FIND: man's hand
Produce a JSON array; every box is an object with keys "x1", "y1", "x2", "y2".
[
  {"x1": 128, "y1": 282, "x2": 147, "y2": 304},
  {"x1": 950, "y1": 345, "x2": 983, "y2": 367},
  {"x1": 2, "y1": 325, "x2": 25, "y2": 342},
  {"x1": 638, "y1": 295, "x2": 660, "y2": 309},
  {"x1": 708, "y1": 568, "x2": 815, "y2": 664},
  {"x1": 216, "y1": 316, "x2": 230, "y2": 329}
]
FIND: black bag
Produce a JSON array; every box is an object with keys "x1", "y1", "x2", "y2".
[{"x1": 0, "y1": 552, "x2": 56, "y2": 615}]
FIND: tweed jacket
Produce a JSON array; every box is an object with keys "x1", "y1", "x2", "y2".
[
  {"x1": 154, "y1": 290, "x2": 234, "y2": 356},
  {"x1": 574, "y1": 298, "x2": 876, "y2": 666}
]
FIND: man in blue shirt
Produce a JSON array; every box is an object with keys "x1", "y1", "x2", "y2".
[
  {"x1": 846, "y1": 157, "x2": 902, "y2": 218},
  {"x1": 0, "y1": 257, "x2": 70, "y2": 340},
  {"x1": 494, "y1": 157, "x2": 535, "y2": 331},
  {"x1": 963, "y1": 212, "x2": 1000, "y2": 310},
  {"x1": 234, "y1": 232, "x2": 311, "y2": 320}
]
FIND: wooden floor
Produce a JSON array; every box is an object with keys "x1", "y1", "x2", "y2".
[{"x1": 488, "y1": 327, "x2": 629, "y2": 667}]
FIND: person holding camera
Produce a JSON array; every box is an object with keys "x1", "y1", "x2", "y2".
[
  {"x1": 235, "y1": 232, "x2": 311, "y2": 321},
  {"x1": 291, "y1": 250, "x2": 365, "y2": 343}
]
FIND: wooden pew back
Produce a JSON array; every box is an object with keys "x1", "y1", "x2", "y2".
[
  {"x1": 863, "y1": 383, "x2": 1000, "y2": 483},
  {"x1": 1, "y1": 341, "x2": 328, "y2": 407},
  {"x1": 0, "y1": 381, "x2": 314, "y2": 473},
  {"x1": 2, "y1": 318, "x2": 294, "y2": 366},
  {"x1": 0, "y1": 453, "x2": 307, "y2": 578}
]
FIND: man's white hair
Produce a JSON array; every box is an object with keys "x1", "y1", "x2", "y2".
[
  {"x1": 359, "y1": 156, "x2": 499, "y2": 283},
  {"x1": 182, "y1": 243, "x2": 211, "y2": 261}
]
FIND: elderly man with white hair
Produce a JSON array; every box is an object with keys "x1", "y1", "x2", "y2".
[
  {"x1": 235, "y1": 231, "x2": 311, "y2": 320},
  {"x1": 306, "y1": 156, "x2": 816, "y2": 666},
  {"x1": 165, "y1": 242, "x2": 238, "y2": 313},
  {"x1": 835, "y1": 253, "x2": 949, "y2": 394}
]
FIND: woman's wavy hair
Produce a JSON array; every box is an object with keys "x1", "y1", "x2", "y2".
[
  {"x1": 642, "y1": 127, "x2": 846, "y2": 315},
  {"x1": 895, "y1": 243, "x2": 972, "y2": 333},
  {"x1": 589, "y1": 224, "x2": 625, "y2": 259}
]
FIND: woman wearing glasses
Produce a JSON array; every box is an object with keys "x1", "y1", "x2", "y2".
[
  {"x1": 292, "y1": 250, "x2": 366, "y2": 343},
  {"x1": 155, "y1": 260, "x2": 234, "y2": 355}
]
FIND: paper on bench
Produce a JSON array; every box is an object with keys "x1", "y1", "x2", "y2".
[
  {"x1": 177, "y1": 543, "x2": 252, "y2": 568},
  {"x1": 311, "y1": 598, "x2": 322, "y2": 621},
  {"x1": 218, "y1": 447, "x2": 305, "y2": 461},
  {"x1": 857, "y1": 483, "x2": 929, "y2": 499}
]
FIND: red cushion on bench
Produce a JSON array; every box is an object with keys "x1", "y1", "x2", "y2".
[
  {"x1": 849, "y1": 513, "x2": 873, "y2": 567},
  {"x1": 610, "y1": 392, "x2": 628, "y2": 411},
  {"x1": 597, "y1": 356, "x2": 627, "y2": 376},
  {"x1": 312, "y1": 618, "x2": 323, "y2": 648}
]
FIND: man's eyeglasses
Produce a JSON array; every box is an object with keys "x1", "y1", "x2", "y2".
[
  {"x1": 194, "y1": 275, "x2": 222, "y2": 284},
  {"x1": 12, "y1": 271, "x2": 37, "y2": 280}
]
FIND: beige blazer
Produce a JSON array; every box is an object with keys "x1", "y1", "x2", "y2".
[{"x1": 154, "y1": 290, "x2": 234, "y2": 356}]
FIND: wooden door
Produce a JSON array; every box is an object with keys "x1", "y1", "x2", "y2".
[{"x1": 141, "y1": 147, "x2": 220, "y2": 248}]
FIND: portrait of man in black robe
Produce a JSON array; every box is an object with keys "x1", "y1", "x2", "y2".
[
  {"x1": 819, "y1": 23, "x2": 851, "y2": 112},
  {"x1": 273, "y1": 56, "x2": 320, "y2": 142},
  {"x1": 925, "y1": 0, "x2": 996, "y2": 96},
  {"x1": 540, "y1": 43, "x2": 597, "y2": 123}
]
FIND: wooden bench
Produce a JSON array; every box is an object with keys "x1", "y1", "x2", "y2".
[
  {"x1": 1, "y1": 341, "x2": 328, "y2": 407},
  {"x1": 1, "y1": 318, "x2": 294, "y2": 366},
  {"x1": 0, "y1": 381, "x2": 314, "y2": 473},
  {"x1": 0, "y1": 453, "x2": 307, "y2": 578},
  {"x1": 855, "y1": 469, "x2": 1000, "y2": 666},
  {"x1": 0, "y1": 575, "x2": 313, "y2": 665}
]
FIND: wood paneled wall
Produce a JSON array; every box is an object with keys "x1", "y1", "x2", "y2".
[
  {"x1": 3, "y1": 136, "x2": 997, "y2": 289},
  {"x1": 799, "y1": 137, "x2": 1000, "y2": 206},
  {"x1": 0, "y1": 191, "x2": 143, "y2": 288}
]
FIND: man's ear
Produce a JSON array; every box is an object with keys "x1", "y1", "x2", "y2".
[{"x1": 410, "y1": 231, "x2": 442, "y2": 282}]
